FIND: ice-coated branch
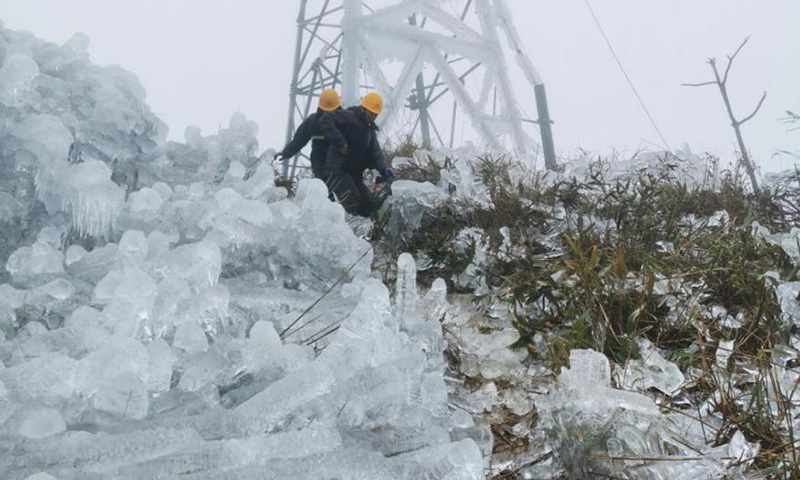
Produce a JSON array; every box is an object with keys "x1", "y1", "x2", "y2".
[
  {"x1": 681, "y1": 80, "x2": 717, "y2": 88},
  {"x1": 723, "y1": 36, "x2": 750, "y2": 84},
  {"x1": 738, "y1": 91, "x2": 767, "y2": 126},
  {"x1": 682, "y1": 37, "x2": 763, "y2": 195}
]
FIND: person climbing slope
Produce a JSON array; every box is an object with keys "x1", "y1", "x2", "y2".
[
  {"x1": 319, "y1": 91, "x2": 394, "y2": 217},
  {"x1": 275, "y1": 89, "x2": 342, "y2": 179}
]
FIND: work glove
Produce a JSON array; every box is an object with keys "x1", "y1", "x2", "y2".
[
  {"x1": 273, "y1": 153, "x2": 284, "y2": 161},
  {"x1": 336, "y1": 144, "x2": 349, "y2": 158},
  {"x1": 375, "y1": 168, "x2": 395, "y2": 185}
]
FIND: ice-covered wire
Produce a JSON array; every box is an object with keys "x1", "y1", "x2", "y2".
[
  {"x1": 279, "y1": 248, "x2": 372, "y2": 339},
  {"x1": 582, "y1": 0, "x2": 673, "y2": 153}
]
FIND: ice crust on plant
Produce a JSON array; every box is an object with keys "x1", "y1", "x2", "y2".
[
  {"x1": 381, "y1": 146, "x2": 791, "y2": 478},
  {"x1": 537, "y1": 350, "x2": 746, "y2": 480}
]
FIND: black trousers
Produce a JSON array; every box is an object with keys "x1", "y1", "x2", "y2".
[
  {"x1": 325, "y1": 172, "x2": 376, "y2": 217},
  {"x1": 310, "y1": 158, "x2": 326, "y2": 180}
]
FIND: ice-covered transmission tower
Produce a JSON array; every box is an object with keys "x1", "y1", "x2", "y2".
[{"x1": 283, "y1": 0, "x2": 556, "y2": 178}]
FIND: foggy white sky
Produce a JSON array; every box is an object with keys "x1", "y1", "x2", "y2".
[{"x1": 1, "y1": 0, "x2": 798, "y2": 171}]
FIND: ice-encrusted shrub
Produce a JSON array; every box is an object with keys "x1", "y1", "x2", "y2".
[
  {"x1": 373, "y1": 152, "x2": 561, "y2": 290},
  {"x1": 375, "y1": 150, "x2": 800, "y2": 474}
]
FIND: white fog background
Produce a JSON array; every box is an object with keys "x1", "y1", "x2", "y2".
[{"x1": 1, "y1": 0, "x2": 798, "y2": 171}]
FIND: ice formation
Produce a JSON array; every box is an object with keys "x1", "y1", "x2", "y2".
[
  {"x1": 336, "y1": 0, "x2": 542, "y2": 157},
  {"x1": 0, "y1": 24, "x2": 483, "y2": 479},
  {"x1": 380, "y1": 147, "x2": 798, "y2": 477},
  {"x1": 538, "y1": 350, "x2": 737, "y2": 479},
  {"x1": 615, "y1": 338, "x2": 685, "y2": 396},
  {"x1": 6, "y1": 14, "x2": 799, "y2": 480}
]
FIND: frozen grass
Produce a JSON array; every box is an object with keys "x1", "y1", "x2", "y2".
[{"x1": 374, "y1": 150, "x2": 800, "y2": 477}]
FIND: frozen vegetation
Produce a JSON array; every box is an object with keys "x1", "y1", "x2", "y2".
[
  {"x1": 2, "y1": 19, "x2": 800, "y2": 480},
  {"x1": 373, "y1": 147, "x2": 800, "y2": 478}
]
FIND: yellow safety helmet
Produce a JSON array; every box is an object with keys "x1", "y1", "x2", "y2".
[
  {"x1": 318, "y1": 89, "x2": 342, "y2": 112},
  {"x1": 360, "y1": 91, "x2": 384, "y2": 115}
]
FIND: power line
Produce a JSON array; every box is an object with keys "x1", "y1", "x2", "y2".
[{"x1": 582, "y1": 0, "x2": 673, "y2": 153}]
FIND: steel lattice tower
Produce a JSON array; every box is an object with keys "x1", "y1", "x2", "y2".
[{"x1": 283, "y1": 0, "x2": 556, "y2": 178}]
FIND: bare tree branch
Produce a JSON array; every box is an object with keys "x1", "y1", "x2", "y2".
[
  {"x1": 726, "y1": 37, "x2": 750, "y2": 63},
  {"x1": 739, "y1": 91, "x2": 767, "y2": 125},
  {"x1": 682, "y1": 81, "x2": 717, "y2": 88},
  {"x1": 682, "y1": 37, "x2": 762, "y2": 195},
  {"x1": 723, "y1": 36, "x2": 750, "y2": 84},
  {"x1": 683, "y1": 58, "x2": 720, "y2": 88}
]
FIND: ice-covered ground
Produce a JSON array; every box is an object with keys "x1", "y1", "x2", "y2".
[
  {"x1": 0, "y1": 24, "x2": 484, "y2": 479},
  {"x1": 4, "y1": 19, "x2": 800, "y2": 480}
]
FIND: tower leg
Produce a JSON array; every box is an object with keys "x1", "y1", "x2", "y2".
[
  {"x1": 284, "y1": 0, "x2": 309, "y2": 179},
  {"x1": 535, "y1": 83, "x2": 557, "y2": 170},
  {"x1": 409, "y1": 14, "x2": 431, "y2": 149}
]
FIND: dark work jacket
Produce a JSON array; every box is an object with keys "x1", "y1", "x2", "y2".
[
  {"x1": 319, "y1": 106, "x2": 388, "y2": 176},
  {"x1": 279, "y1": 110, "x2": 331, "y2": 178}
]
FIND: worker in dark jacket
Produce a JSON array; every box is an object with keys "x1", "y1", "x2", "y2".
[
  {"x1": 275, "y1": 89, "x2": 342, "y2": 179},
  {"x1": 319, "y1": 91, "x2": 394, "y2": 217}
]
